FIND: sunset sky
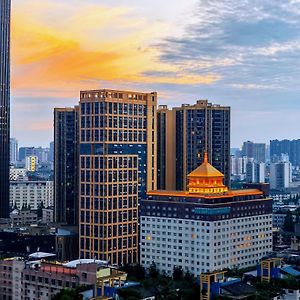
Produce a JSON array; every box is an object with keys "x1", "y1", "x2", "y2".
[{"x1": 11, "y1": 0, "x2": 300, "y2": 147}]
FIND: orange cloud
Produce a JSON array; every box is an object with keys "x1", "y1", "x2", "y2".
[{"x1": 12, "y1": 0, "x2": 220, "y2": 97}]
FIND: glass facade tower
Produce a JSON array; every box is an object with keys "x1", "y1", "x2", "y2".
[
  {"x1": 54, "y1": 107, "x2": 79, "y2": 225},
  {"x1": 79, "y1": 89, "x2": 157, "y2": 265},
  {"x1": 0, "y1": 0, "x2": 11, "y2": 217}
]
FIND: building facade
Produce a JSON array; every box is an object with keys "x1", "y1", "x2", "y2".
[
  {"x1": 157, "y1": 100, "x2": 230, "y2": 191},
  {"x1": 10, "y1": 181, "x2": 54, "y2": 210},
  {"x1": 0, "y1": 0, "x2": 11, "y2": 218},
  {"x1": 246, "y1": 161, "x2": 265, "y2": 183},
  {"x1": 270, "y1": 162, "x2": 291, "y2": 190},
  {"x1": 157, "y1": 105, "x2": 176, "y2": 190},
  {"x1": 270, "y1": 139, "x2": 300, "y2": 167},
  {"x1": 10, "y1": 138, "x2": 18, "y2": 163},
  {"x1": 0, "y1": 258, "x2": 110, "y2": 300},
  {"x1": 141, "y1": 154, "x2": 272, "y2": 277},
  {"x1": 54, "y1": 107, "x2": 79, "y2": 225},
  {"x1": 79, "y1": 89, "x2": 157, "y2": 265},
  {"x1": 242, "y1": 141, "x2": 266, "y2": 163},
  {"x1": 10, "y1": 167, "x2": 28, "y2": 181}
]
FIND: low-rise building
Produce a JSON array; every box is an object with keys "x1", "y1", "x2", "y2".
[
  {"x1": 42, "y1": 208, "x2": 54, "y2": 224},
  {"x1": 0, "y1": 258, "x2": 127, "y2": 300}
]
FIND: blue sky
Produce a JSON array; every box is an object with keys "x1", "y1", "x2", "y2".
[{"x1": 11, "y1": 0, "x2": 300, "y2": 147}]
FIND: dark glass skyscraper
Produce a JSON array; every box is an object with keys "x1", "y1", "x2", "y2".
[
  {"x1": 0, "y1": 0, "x2": 11, "y2": 217},
  {"x1": 54, "y1": 107, "x2": 79, "y2": 225}
]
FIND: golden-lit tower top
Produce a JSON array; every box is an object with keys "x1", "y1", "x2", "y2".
[{"x1": 187, "y1": 152, "x2": 228, "y2": 195}]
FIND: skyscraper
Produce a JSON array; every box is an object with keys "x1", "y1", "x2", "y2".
[
  {"x1": 54, "y1": 107, "x2": 79, "y2": 225},
  {"x1": 0, "y1": 0, "x2": 11, "y2": 218},
  {"x1": 157, "y1": 100, "x2": 230, "y2": 190},
  {"x1": 79, "y1": 89, "x2": 157, "y2": 265}
]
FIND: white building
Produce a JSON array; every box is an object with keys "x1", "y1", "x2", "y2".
[
  {"x1": 270, "y1": 162, "x2": 291, "y2": 190},
  {"x1": 25, "y1": 155, "x2": 38, "y2": 172},
  {"x1": 246, "y1": 162, "x2": 265, "y2": 183},
  {"x1": 141, "y1": 155, "x2": 273, "y2": 277},
  {"x1": 10, "y1": 167, "x2": 28, "y2": 181},
  {"x1": 10, "y1": 181, "x2": 54, "y2": 210}
]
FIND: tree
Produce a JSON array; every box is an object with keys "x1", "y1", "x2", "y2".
[
  {"x1": 283, "y1": 211, "x2": 295, "y2": 232},
  {"x1": 173, "y1": 266, "x2": 183, "y2": 281},
  {"x1": 37, "y1": 202, "x2": 44, "y2": 218},
  {"x1": 149, "y1": 262, "x2": 159, "y2": 279}
]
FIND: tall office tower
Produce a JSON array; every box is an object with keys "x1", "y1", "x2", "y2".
[
  {"x1": 0, "y1": 0, "x2": 11, "y2": 218},
  {"x1": 246, "y1": 161, "x2": 265, "y2": 183},
  {"x1": 54, "y1": 107, "x2": 79, "y2": 225},
  {"x1": 79, "y1": 89, "x2": 157, "y2": 264},
  {"x1": 270, "y1": 161, "x2": 291, "y2": 190},
  {"x1": 270, "y1": 139, "x2": 300, "y2": 166},
  {"x1": 141, "y1": 153, "x2": 272, "y2": 276},
  {"x1": 10, "y1": 138, "x2": 18, "y2": 163},
  {"x1": 157, "y1": 100, "x2": 230, "y2": 190},
  {"x1": 242, "y1": 141, "x2": 266, "y2": 162},
  {"x1": 157, "y1": 105, "x2": 176, "y2": 190}
]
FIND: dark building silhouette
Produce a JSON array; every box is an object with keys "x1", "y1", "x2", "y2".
[
  {"x1": 0, "y1": 0, "x2": 11, "y2": 218},
  {"x1": 54, "y1": 107, "x2": 79, "y2": 225}
]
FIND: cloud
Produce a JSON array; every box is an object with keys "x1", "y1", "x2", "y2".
[{"x1": 11, "y1": 0, "x2": 219, "y2": 98}]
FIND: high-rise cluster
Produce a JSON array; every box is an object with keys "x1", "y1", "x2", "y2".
[{"x1": 54, "y1": 90, "x2": 272, "y2": 276}]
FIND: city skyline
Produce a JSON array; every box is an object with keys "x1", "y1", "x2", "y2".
[{"x1": 10, "y1": 0, "x2": 300, "y2": 147}]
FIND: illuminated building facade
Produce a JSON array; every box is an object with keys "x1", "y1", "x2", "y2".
[
  {"x1": 0, "y1": 0, "x2": 11, "y2": 218},
  {"x1": 79, "y1": 89, "x2": 157, "y2": 265},
  {"x1": 141, "y1": 153, "x2": 272, "y2": 277},
  {"x1": 54, "y1": 107, "x2": 79, "y2": 225},
  {"x1": 157, "y1": 100, "x2": 230, "y2": 191}
]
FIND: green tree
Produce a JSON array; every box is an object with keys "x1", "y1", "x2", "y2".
[
  {"x1": 149, "y1": 262, "x2": 159, "y2": 279},
  {"x1": 173, "y1": 266, "x2": 183, "y2": 281}
]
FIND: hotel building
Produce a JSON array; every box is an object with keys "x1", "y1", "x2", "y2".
[
  {"x1": 141, "y1": 153, "x2": 272, "y2": 277},
  {"x1": 157, "y1": 100, "x2": 230, "y2": 191},
  {"x1": 79, "y1": 89, "x2": 157, "y2": 265}
]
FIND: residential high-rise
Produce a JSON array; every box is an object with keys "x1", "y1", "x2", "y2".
[
  {"x1": 141, "y1": 153, "x2": 272, "y2": 276},
  {"x1": 54, "y1": 107, "x2": 79, "y2": 225},
  {"x1": 242, "y1": 141, "x2": 266, "y2": 163},
  {"x1": 157, "y1": 100, "x2": 230, "y2": 190},
  {"x1": 10, "y1": 138, "x2": 18, "y2": 163},
  {"x1": 79, "y1": 89, "x2": 157, "y2": 265},
  {"x1": 270, "y1": 139, "x2": 300, "y2": 166},
  {"x1": 0, "y1": 0, "x2": 11, "y2": 218},
  {"x1": 246, "y1": 161, "x2": 265, "y2": 183},
  {"x1": 157, "y1": 105, "x2": 176, "y2": 190},
  {"x1": 270, "y1": 161, "x2": 291, "y2": 190}
]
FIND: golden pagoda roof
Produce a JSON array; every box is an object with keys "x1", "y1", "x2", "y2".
[{"x1": 187, "y1": 152, "x2": 224, "y2": 178}]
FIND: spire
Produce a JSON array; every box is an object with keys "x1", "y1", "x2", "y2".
[{"x1": 203, "y1": 151, "x2": 208, "y2": 163}]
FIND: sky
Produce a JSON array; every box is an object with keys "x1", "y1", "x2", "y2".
[{"x1": 11, "y1": 0, "x2": 300, "y2": 147}]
